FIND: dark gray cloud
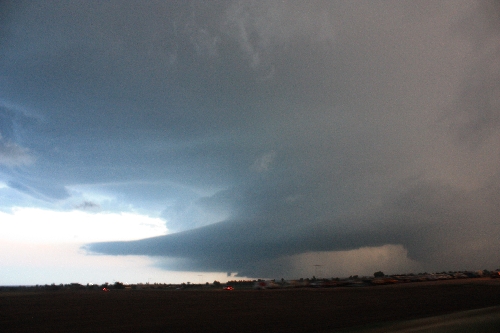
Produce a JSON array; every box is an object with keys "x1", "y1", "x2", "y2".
[
  {"x1": 449, "y1": 1, "x2": 500, "y2": 145},
  {"x1": 2, "y1": 0, "x2": 500, "y2": 278},
  {"x1": 75, "y1": 201, "x2": 100, "y2": 211}
]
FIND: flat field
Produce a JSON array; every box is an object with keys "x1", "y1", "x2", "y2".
[{"x1": 1, "y1": 278, "x2": 500, "y2": 332}]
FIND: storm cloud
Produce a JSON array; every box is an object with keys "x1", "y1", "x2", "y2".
[{"x1": 2, "y1": 0, "x2": 500, "y2": 278}]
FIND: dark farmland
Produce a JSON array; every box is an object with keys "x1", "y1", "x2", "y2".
[{"x1": 1, "y1": 279, "x2": 500, "y2": 333}]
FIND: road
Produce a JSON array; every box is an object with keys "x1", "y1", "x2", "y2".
[{"x1": 336, "y1": 306, "x2": 500, "y2": 333}]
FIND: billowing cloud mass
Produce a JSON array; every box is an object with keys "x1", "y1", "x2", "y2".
[{"x1": 2, "y1": 0, "x2": 500, "y2": 279}]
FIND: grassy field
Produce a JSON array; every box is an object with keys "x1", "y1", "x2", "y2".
[{"x1": 1, "y1": 278, "x2": 500, "y2": 332}]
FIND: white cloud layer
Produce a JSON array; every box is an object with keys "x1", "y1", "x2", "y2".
[{"x1": 0, "y1": 208, "x2": 168, "y2": 243}]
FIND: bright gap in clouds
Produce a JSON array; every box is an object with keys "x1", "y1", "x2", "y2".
[
  {"x1": 0, "y1": 209, "x2": 241, "y2": 286},
  {"x1": 0, "y1": 208, "x2": 201, "y2": 286},
  {"x1": 0, "y1": 208, "x2": 168, "y2": 243}
]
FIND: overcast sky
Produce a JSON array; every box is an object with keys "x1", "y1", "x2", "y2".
[{"x1": 1, "y1": 0, "x2": 500, "y2": 285}]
